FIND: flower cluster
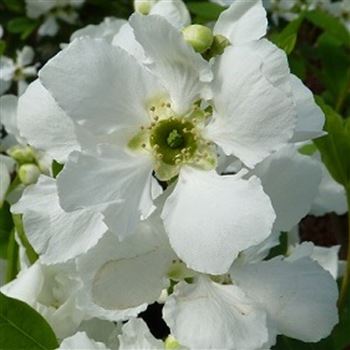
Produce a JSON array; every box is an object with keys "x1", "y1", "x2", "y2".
[{"x1": 1, "y1": 0, "x2": 348, "y2": 349}]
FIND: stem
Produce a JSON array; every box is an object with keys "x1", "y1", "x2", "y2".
[
  {"x1": 5, "y1": 229, "x2": 18, "y2": 283},
  {"x1": 12, "y1": 214, "x2": 38, "y2": 265},
  {"x1": 338, "y1": 190, "x2": 350, "y2": 309}
]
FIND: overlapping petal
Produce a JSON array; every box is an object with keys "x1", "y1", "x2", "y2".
[
  {"x1": 11, "y1": 176, "x2": 107, "y2": 264},
  {"x1": 233, "y1": 256, "x2": 339, "y2": 342},
  {"x1": 251, "y1": 145, "x2": 322, "y2": 232},
  {"x1": 214, "y1": 0, "x2": 267, "y2": 45},
  {"x1": 40, "y1": 38, "x2": 164, "y2": 135},
  {"x1": 162, "y1": 167, "x2": 275, "y2": 274},
  {"x1": 163, "y1": 276, "x2": 269, "y2": 350},
  {"x1": 57, "y1": 145, "x2": 154, "y2": 239},
  {"x1": 17, "y1": 80, "x2": 80, "y2": 163},
  {"x1": 206, "y1": 40, "x2": 296, "y2": 167},
  {"x1": 129, "y1": 13, "x2": 212, "y2": 114}
]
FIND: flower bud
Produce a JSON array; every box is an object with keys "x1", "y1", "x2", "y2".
[
  {"x1": 204, "y1": 34, "x2": 230, "y2": 59},
  {"x1": 182, "y1": 24, "x2": 214, "y2": 53},
  {"x1": 134, "y1": 0, "x2": 156, "y2": 15},
  {"x1": 18, "y1": 164, "x2": 40, "y2": 185},
  {"x1": 7, "y1": 145, "x2": 35, "y2": 164}
]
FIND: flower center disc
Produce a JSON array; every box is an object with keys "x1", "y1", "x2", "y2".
[{"x1": 150, "y1": 118, "x2": 197, "y2": 165}]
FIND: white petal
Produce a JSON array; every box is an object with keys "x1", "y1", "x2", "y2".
[
  {"x1": 11, "y1": 176, "x2": 107, "y2": 264},
  {"x1": 0, "y1": 155, "x2": 16, "y2": 204},
  {"x1": 17, "y1": 46, "x2": 34, "y2": 67},
  {"x1": 70, "y1": 18, "x2": 126, "y2": 43},
  {"x1": 289, "y1": 242, "x2": 340, "y2": 279},
  {"x1": 233, "y1": 256, "x2": 339, "y2": 342},
  {"x1": 112, "y1": 23, "x2": 148, "y2": 63},
  {"x1": 76, "y1": 219, "x2": 174, "y2": 321},
  {"x1": 163, "y1": 276, "x2": 269, "y2": 350},
  {"x1": 0, "y1": 79, "x2": 11, "y2": 96},
  {"x1": 25, "y1": 0, "x2": 56, "y2": 18},
  {"x1": 57, "y1": 145, "x2": 154, "y2": 239},
  {"x1": 251, "y1": 145, "x2": 322, "y2": 232},
  {"x1": 290, "y1": 75, "x2": 325, "y2": 142},
  {"x1": 207, "y1": 40, "x2": 296, "y2": 167},
  {"x1": 40, "y1": 38, "x2": 164, "y2": 135},
  {"x1": 129, "y1": 13, "x2": 212, "y2": 114},
  {"x1": 0, "y1": 56, "x2": 15, "y2": 81},
  {"x1": 0, "y1": 95, "x2": 22, "y2": 142},
  {"x1": 214, "y1": 0, "x2": 267, "y2": 45},
  {"x1": 150, "y1": 0, "x2": 190, "y2": 29},
  {"x1": 118, "y1": 319, "x2": 163, "y2": 350},
  {"x1": 1, "y1": 261, "x2": 44, "y2": 303},
  {"x1": 162, "y1": 167, "x2": 275, "y2": 274},
  {"x1": 17, "y1": 80, "x2": 79, "y2": 163},
  {"x1": 59, "y1": 332, "x2": 109, "y2": 350},
  {"x1": 38, "y1": 16, "x2": 59, "y2": 36},
  {"x1": 311, "y1": 153, "x2": 347, "y2": 216}
]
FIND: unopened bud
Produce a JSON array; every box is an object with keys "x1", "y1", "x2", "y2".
[
  {"x1": 7, "y1": 145, "x2": 35, "y2": 164},
  {"x1": 182, "y1": 24, "x2": 214, "y2": 53},
  {"x1": 205, "y1": 34, "x2": 230, "y2": 58},
  {"x1": 18, "y1": 164, "x2": 40, "y2": 185},
  {"x1": 134, "y1": 0, "x2": 156, "y2": 15}
]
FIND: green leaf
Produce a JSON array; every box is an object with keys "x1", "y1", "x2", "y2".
[
  {"x1": 0, "y1": 202, "x2": 14, "y2": 260},
  {"x1": 7, "y1": 17, "x2": 38, "y2": 38},
  {"x1": 270, "y1": 15, "x2": 304, "y2": 55},
  {"x1": 305, "y1": 9, "x2": 350, "y2": 46},
  {"x1": 314, "y1": 97, "x2": 350, "y2": 191},
  {"x1": 316, "y1": 33, "x2": 350, "y2": 110},
  {"x1": 2, "y1": 0, "x2": 24, "y2": 13},
  {"x1": 186, "y1": 2, "x2": 224, "y2": 22},
  {"x1": 0, "y1": 292, "x2": 59, "y2": 350}
]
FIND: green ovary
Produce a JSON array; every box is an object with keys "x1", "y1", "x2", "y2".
[{"x1": 150, "y1": 118, "x2": 197, "y2": 165}]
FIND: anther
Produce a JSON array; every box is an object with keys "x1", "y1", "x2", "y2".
[{"x1": 150, "y1": 106, "x2": 156, "y2": 112}]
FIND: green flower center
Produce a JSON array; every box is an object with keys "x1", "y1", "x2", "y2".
[{"x1": 150, "y1": 118, "x2": 197, "y2": 165}]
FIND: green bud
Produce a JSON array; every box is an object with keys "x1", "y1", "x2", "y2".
[
  {"x1": 134, "y1": 0, "x2": 156, "y2": 15},
  {"x1": 18, "y1": 164, "x2": 41, "y2": 185},
  {"x1": 7, "y1": 145, "x2": 36, "y2": 164},
  {"x1": 182, "y1": 24, "x2": 214, "y2": 53}
]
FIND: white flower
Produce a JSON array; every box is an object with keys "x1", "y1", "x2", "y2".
[
  {"x1": 75, "y1": 202, "x2": 176, "y2": 320},
  {"x1": 250, "y1": 145, "x2": 323, "y2": 232},
  {"x1": 289, "y1": 241, "x2": 342, "y2": 279},
  {"x1": 25, "y1": 0, "x2": 85, "y2": 36},
  {"x1": 38, "y1": 6, "x2": 300, "y2": 273},
  {"x1": 118, "y1": 318, "x2": 163, "y2": 350},
  {"x1": 134, "y1": 0, "x2": 190, "y2": 29},
  {"x1": 309, "y1": 150, "x2": 348, "y2": 216},
  {"x1": 69, "y1": 18, "x2": 127, "y2": 44},
  {"x1": 0, "y1": 260, "x2": 84, "y2": 339},
  {"x1": 11, "y1": 176, "x2": 107, "y2": 264},
  {"x1": 59, "y1": 332, "x2": 109, "y2": 350},
  {"x1": 163, "y1": 250, "x2": 338, "y2": 349},
  {"x1": 17, "y1": 79, "x2": 80, "y2": 163},
  {"x1": 0, "y1": 46, "x2": 37, "y2": 96},
  {"x1": 58, "y1": 319, "x2": 163, "y2": 350}
]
